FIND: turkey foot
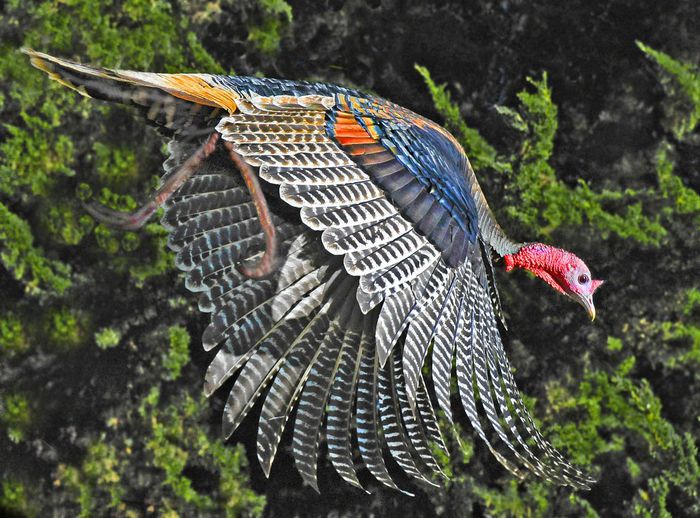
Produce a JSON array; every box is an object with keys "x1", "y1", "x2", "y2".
[
  {"x1": 84, "y1": 132, "x2": 221, "y2": 231},
  {"x1": 84, "y1": 131, "x2": 280, "y2": 279}
]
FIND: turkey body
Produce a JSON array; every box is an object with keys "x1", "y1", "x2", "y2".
[{"x1": 25, "y1": 50, "x2": 594, "y2": 491}]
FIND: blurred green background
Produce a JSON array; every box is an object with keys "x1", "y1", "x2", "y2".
[{"x1": 1, "y1": 1, "x2": 699, "y2": 516}]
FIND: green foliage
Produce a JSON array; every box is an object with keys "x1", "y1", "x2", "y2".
[
  {"x1": 248, "y1": 0, "x2": 293, "y2": 54},
  {"x1": 46, "y1": 306, "x2": 87, "y2": 349},
  {"x1": 0, "y1": 312, "x2": 28, "y2": 356},
  {"x1": 0, "y1": 0, "x2": 226, "y2": 298},
  {"x1": 163, "y1": 326, "x2": 190, "y2": 380},
  {"x1": 92, "y1": 142, "x2": 140, "y2": 190},
  {"x1": 52, "y1": 379, "x2": 264, "y2": 516},
  {"x1": 0, "y1": 393, "x2": 32, "y2": 443},
  {"x1": 637, "y1": 41, "x2": 700, "y2": 139},
  {"x1": 474, "y1": 479, "x2": 549, "y2": 517},
  {"x1": 0, "y1": 479, "x2": 31, "y2": 517},
  {"x1": 656, "y1": 144, "x2": 700, "y2": 226},
  {"x1": 503, "y1": 74, "x2": 666, "y2": 243},
  {"x1": 417, "y1": 66, "x2": 687, "y2": 245},
  {"x1": 40, "y1": 202, "x2": 94, "y2": 246},
  {"x1": 0, "y1": 201, "x2": 72, "y2": 294},
  {"x1": 94, "y1": 327, "x2": 121, "y2": 349},
  {"x1": 415, "y1": 64, "x2": 512, "y2": 174},
  {"x1": 138, "y1": 387, "x2": 266, "y2": 516},
  {"x1": 545, "y1": 351, "x2": 700, "y2": 515},
  {"x1": 55, "y1": 439, "x2": 125, "y2": 518}
]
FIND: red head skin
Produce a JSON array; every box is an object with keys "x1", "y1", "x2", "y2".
[{"x1": 504, "y1": 243, "x2": 604, "y2": 319}]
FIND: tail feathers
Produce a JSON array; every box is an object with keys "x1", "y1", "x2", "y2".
[{"x1": 22, "y1": 49, "x2": 234, "y2": 133}]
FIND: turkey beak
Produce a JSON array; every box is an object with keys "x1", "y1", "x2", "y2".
[
  {"x1": 583, "y1": 295, "x2": 596, "y2": 321},
  {"x1": 574, "y1": 279, "x2": 604, "y2": 321}
]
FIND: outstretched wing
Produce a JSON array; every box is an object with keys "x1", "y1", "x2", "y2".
[{"x1": 26, "y1": 50, "x2": 593, "y2": 491}]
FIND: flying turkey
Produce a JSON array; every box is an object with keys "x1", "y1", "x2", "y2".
[{"x1": 24, "y1": 49, "x2": 604, "y2": 492}]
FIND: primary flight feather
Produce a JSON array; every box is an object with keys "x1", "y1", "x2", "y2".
[{"x1": 24, "y1": 49, "x2": 603, "y2": 492}]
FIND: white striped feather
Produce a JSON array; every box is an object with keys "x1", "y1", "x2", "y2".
[
  {"x1": 321, "y1": 215, "x2": 411, "y2": 255},
  {"x1": 175, "y1": 217, "x2": 266, "y2": 269},
  {"x1": 165, "y1": 173, "x2": 239, "y2": 202},
  {"x1": 223, "y1": 132, "x2": 329, "y2": 145},
  {"x1": 292, "y1": 298, "x2": 353, "y2": 491},
  {"x1": 245, "y1": 151, "x2": 355, "y2": 169},
  {"x1": 162, "y1": 187, "x2": 249, "y2": 228},
  {"x1": 359, "y1": 244, "x2": 440, "y2": 295},
  {"x1": 221, "y1": 112, "x2": 324, "y2": 125},
  {"x1": 377, "y1": 355, "x2": 438, "y2": 487},
  {"x1": 280, "y1": 181, "x2": 384, "y2": 209},
  {"x1": 483, "y1": 302, "x2": 593, "y2": 488},
  {"x1": 414, "y1": 378, "x2": 449, "y2": 458},
  {"x1": 391, "y1": 353, "x2": 445, "y2": 479},
  {"x1": 201, "y1": 260, "x2": 333, "y2": 352},
  {"x1": 198, "y1": 238, "x2": 322, "y2": 314},
  {"x1": 234, "y1": 142, "x2": 341, "y2": 157},
  {"x1": 429, "y1": 269, "x2": 463, "y2": 424},
  {"x1": 401, "y1": 273, "x2": 453, "y2": 410},
  {"x1": 343, "y1": 229, "x2": 426, "y2": 276},
  {"x1": 260, "y1": 165, "x2": 369, "y2": 186},
  {"x1": 256, "y1": 309, "x2": 332, "y2": 476},
  {"x1": 184, "y1": 223, "x2": 297, "y2": 291},
  {"x1": 326, "y1": 309, "x2": 366, "y2": 490},
  {"x1": 300, "y1": 199, "x2": 398, "y2": 230},
  {"x1": 468, "y1": 277, "x2": 549, "y2": 481},
  {"x1": 167, "y1": 203, "x2": 257, "y2": 251},
  {"x1": 221, "y1": 122, "x2": 325, "y2": 135},
  {"x1": 354, "y1": 317, "x2": 404, "y2": 493},
  {"x1": 455, "y1": 265, "x2": 525, "y2": 480},
  {"x1": 220, "y1": 273, "x2": 345, "y2": 438}
]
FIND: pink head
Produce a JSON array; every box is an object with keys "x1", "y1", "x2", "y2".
[{"x1": 504, "y1": 243, "x2": 604, "y2": 320}]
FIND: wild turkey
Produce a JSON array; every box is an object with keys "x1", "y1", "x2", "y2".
[{"x1": 24, "y1": 49, "x2": 603, "y2": 492}]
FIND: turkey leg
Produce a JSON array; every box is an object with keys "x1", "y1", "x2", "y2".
[{"x1": 84, "y1": 131, "x2": 280, "y2": 279}]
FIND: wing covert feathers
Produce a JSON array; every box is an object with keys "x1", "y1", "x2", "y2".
[{"x1": 30, "y1": 47, "x2": 594, "y2": 492}]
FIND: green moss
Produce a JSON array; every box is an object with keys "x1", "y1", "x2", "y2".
[
  {"x1": 637, "y1": 41, "x2": 700, "y2": 139},
  {"x1": 94, "y1": 327, "x2": 121, "y2": 349},
  {"x1": 0, "y1": 479, "x2": 31, "y2": 516},
  {"x1": 46, "y1": 307, "x2": 87, "y2": 350},
  {"x1": 656, "y1": 145, "x2": 700, "y2": 225},
  {"x1": 40, "y1": 202, "x2": 94, "y2": 246},
  {"x1": 92, "y1": 142, "x2": 140, "y2": 191},
  {"x1": 163, "y1": 326, "x2": 190, "y2": 381},
  {"x1": 544, "y1": 351, "x2": 700, "y2": 515},
  {"x1": 126, "y1": 222, "x2": 175, "y2": 286},
  {"x1": 139, "y1": 387, "x2": 266, "y2": 516},
  {"x1": 0, "y1": 107, "x2": 76, "y2": 198},
  {"x1": 248, "y1": 0, "x2": 293, "y2": 54},
  {"x1": 0, "y1": 312, "x2": 28, "y2": 356},
  {"x1": 1, "y1": 393, "x2": 32, "y2": 443},
  {"x1": 607, "y1": 336, "x2": 623, "y2": 352},
  {"x1": 55, "y1": 438, "x2": 125, "y2": 518},
  {"x1": 474, "y1": 480, "x2": 549, "y2": 517},
  {"x1": 683, "y1": 288, "x2": 700, "y2": 316},
  {"x1": 0, "y1": 201, "x2": 72, "y2": 294}
]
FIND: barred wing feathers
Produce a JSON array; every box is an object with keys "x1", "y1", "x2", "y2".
[{"x1": 26, "y1": 50, "x2": 593, "y2": 491}]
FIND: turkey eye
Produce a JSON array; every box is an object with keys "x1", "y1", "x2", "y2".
[{"x1": 578, "y1": 274, "x2": 590, "y2": 284}]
